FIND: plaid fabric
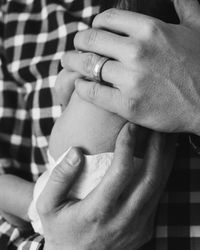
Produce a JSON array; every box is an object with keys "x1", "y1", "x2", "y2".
[
  {"x1": 0, "y1": 0, "x2": 100, "y2": 249},
  {"x1": 0, "y1": 215, "x2": 44, "y2": 250},
  {"x1": 0, "y1": 0, "x2": 200, "y2": 249}
]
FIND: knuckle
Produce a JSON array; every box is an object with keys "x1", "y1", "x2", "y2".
[
  {"x1": 85, "y1": 29, "x2": 98, "y2": 47},
  {"x1": 51, "y1": 163, "x2": 69, "y2": 183},
  {"x1": 83, "y1": 203, "x2": 113, "y2": 225},
  {"x1": 97, "y1": 208, "x2": 111, "y2": 222},
  {"x1": 145, "y1": 19, "x2": 160, "y2": 38},
  {"x1": 90, "y1": 211, "x2": 103, "y2": 224},
  {"x1": 91, "y1": 206, "x2": 112, "y2": 224},
  {"x1": 128, "y1": 42, "x2": 146, "y2": 63},
  {"x1": 121, "y1": 73, "x2": 146, "y2": 120},
  {"x1": 103, "y1": 8, "x2": 118, "y2": 22},
  {"x1": 130, "y1": 73, "x2": 143, "y2": 93},
  {"x1": 135, "y1": 43, "x2": 146, "y2": 59},
  {"x1": 88, "y1": 83, "x2": 99, "y2": 100},
  {"x1": 83, "y1": 207, "x2": 101, "y2": 225}
]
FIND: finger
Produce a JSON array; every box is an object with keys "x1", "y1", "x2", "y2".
[
  {"x1": 172, "y1": 0, "x2": 200, "y2": 28},
  {"x1": 125, "y1": 133, "x2": 176, "y2": 215},
  {"x1": 92, "y1": 8, "x2": 161, "y2": 40},
  {"x1": 126, "y1": 135, "x2": 176, "y2": 224},
  {"x1": 55, "y1": 69, "x2": 81, "y2": 108},
  {"x1": 75, "y1": 78, "x2": 123, "y2": 114},
  {"x1": 74, "y1": 28, "x2": 140, "y2": 62},
  {"x1": 37, "y1": 148, "x2": 84, "y2": 214},
  {"x1": 87, "y1": 123, "x2": 136, "y2": 212},
  {"x1": 61, "y1": 50, "x2": 129, "y2": 87}
]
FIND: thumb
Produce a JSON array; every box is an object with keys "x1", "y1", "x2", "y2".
[
  {"x1": 37, "y1": 148, "x2": 84, "y2": 214},
  {"x1": 172, "y1": 0, "x2": 200, "y2": 28}
]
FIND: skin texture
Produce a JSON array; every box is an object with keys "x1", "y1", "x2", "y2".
[
  {"x1": 0, "y1": 2, "x2": 183, "y2": 247},
  {"x1": 50, "y1": 89, "x2": 126, "y2": 159},
  {"x1": 59, "y1": 0, "x2": 200, "y2": 135},
  {"x1": 38, "y1": 123, "x2": 176, "y2": 250},
  {"x1": 53, "y1": 67, "x2": 151, "y2": 159},
  {"x1": 0, "y1": 175, "x2": 33, "y2": 229}
]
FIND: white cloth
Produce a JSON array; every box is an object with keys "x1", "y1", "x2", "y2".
[{"x1": 28, "y1": 149, "x2": 113, "y2": 234}]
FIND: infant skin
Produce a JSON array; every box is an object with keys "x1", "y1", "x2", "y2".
[
  {"x1": 49, "y1": 91, "x2": 126, "y2": 159},
  {"x1": 0, "y1": 79, "x2": 126, "y2": 234},
  {"x1": 28, "y1": 83, "x2": 127, "y2": 234}
]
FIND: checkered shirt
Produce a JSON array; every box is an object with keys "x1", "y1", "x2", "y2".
[{"x1": 0, "y1": 0, "x2": 200, "y2": 249}]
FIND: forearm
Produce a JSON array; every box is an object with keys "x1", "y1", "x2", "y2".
[{"x1": 0, "y1": 174, "x2": 34, "y2": 221}]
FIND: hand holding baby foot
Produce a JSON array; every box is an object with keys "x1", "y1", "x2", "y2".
[{"x1": 37, "y1": 123, "x2": 176, "y2": 250}]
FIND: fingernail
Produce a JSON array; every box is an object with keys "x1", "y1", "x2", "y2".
[{"x1": 66, "y1": 148, "x2": 81, "y2": 167}]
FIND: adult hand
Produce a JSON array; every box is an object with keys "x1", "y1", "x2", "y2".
[
  {"x1": 54, "y1": 68, "x2": 81, "y2": 110},
  {"x1": 37, "y1": 123, "x2": 176, "y2": 250},
  {"x1": 61, "y1": 0, "x2": 200, "y2": 135}
]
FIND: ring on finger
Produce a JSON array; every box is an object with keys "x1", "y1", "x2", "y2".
[{"x1": 92, "y1": 56, "x2": 110, "y2": 82}]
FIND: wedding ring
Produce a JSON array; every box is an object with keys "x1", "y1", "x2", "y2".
[{"x1": 93, "y1": 56, "x2": 109, "y2": 82}]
